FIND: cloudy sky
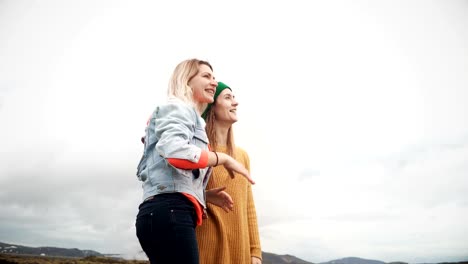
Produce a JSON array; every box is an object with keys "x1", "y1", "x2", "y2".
[{"x1": 1, "y1": 0, "x2": 468, "y2": 263}]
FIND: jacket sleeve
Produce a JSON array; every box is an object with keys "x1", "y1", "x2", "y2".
[
  {"x1": 154, "y1": 100, "x2": 207, "y2": 166},
  {"x1": 167, "y1": 150, "x2": 209, "y2": 169}
]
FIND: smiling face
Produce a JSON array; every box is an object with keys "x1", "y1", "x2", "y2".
[
  {"x1": 213, "y1": 88, "x2": 239, "y2": 124},
  {"x1": 189, "y1": 64, "x2": 218, "y2": 104}
]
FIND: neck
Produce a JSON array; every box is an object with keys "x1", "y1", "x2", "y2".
[
  {"x1": 215, "y1": 121, "x2": 231, "y2": 146},
  {"x1": 194, "y1": 102, "x2": 207, "y2": 115}
]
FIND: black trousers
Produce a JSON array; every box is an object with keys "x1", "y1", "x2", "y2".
[{"x1": 136, "y1": 193, "x2": 199, "y2": 264}]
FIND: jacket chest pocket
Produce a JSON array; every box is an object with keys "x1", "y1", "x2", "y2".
[{"x1": 192, "y1": 126, "x2": 208, "y2": 147}]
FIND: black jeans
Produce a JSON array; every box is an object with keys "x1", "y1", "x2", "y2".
[{"x1": 136, "y1": 193, "x2": 199, "y2": 264}]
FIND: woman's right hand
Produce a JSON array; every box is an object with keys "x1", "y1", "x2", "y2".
[{"x1": 219, "y1": 153, "x2": 255, "y2": 184}]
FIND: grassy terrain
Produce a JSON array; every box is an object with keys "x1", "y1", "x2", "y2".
[{"x1": 0, "y1": 254, "x2": 148, "y2": 264}]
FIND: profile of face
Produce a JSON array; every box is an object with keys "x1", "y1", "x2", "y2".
[
  {"x1": 189, "y1": 64, "x2": 218, "y2": 104},
  {"x1": 213, "y1": 88, "x2": 239, "y2": 124}
]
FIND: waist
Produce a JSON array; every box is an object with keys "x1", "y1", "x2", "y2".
[
  {"x1": 143, "y1": 192, "x2": 186, "y2": 202},
  {"x1": 141, "y1": 179, "x2": 207, "y2": 207}
]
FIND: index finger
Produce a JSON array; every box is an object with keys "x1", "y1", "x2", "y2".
[{"x1": 241, "y1": 172, "x2": 255, "y2": 185}]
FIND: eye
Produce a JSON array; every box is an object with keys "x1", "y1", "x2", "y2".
[{"x1": 202, "y1": 73, "x2": 213, "y2": 79}]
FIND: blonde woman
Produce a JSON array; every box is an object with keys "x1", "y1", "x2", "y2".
[{"x1": 135, "y1": 60, "x2": 254, "y2": 264}]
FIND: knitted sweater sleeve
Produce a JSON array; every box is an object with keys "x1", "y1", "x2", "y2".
[{"x1": 241, "y1": 149, "x2": 262, "y2": 260}]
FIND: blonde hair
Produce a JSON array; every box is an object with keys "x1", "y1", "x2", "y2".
[
  {"x1": 205, "y1": 104, "x2": 236, "y2": 158},
  {"x1": 167, "y1": 59, "x2": 213, "y2": 108}
]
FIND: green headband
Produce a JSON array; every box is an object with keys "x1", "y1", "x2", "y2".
[{"x1": 202, "y1": 81, "x2": 231, "y2": 119}]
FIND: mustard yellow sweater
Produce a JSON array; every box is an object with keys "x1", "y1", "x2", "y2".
[{"x1": 196, "y1": 146, "x2": 262, "y2": 264}]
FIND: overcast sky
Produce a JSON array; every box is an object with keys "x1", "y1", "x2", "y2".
[{"x1": 1, "y1": 0, "x2": 468, "y2": 263}]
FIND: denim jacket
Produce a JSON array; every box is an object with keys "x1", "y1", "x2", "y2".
[{"x1": 136, "y1": 97, "x2": 212, "y2": 208}]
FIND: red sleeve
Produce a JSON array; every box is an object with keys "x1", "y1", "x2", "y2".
[{"x1": 167, "y1": 150, "x2": 209, "y2": 169}]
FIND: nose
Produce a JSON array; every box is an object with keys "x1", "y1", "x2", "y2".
[
  {"x1": 232, "y1": 97, "x2": 239, "y2": 106},
  {"x1": 211, "y1": 79, "x2": 218, "y2": 87}
]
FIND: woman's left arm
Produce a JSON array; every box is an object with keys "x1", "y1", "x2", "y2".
[
  {"x1": 242, "y1": 150, "x2": 262, "y2": 262},
  {"x1": 247, "y1": 184, "x2": 262, "y2": 261}
]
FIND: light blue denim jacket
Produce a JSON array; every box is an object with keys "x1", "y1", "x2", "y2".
[{"x1": 136, "y1": 97, "x2": 212, "y2": 208}]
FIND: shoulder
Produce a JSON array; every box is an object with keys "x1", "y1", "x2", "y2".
[
  {"x1": 235, "y1": 146, "x2": 250, "y2": 170},
  {"x1": 235, "y1": 146, "x2": 250, "y2": 160},
  {"x1": 158, "y1": 97, "x2": 197, "y2": 120}
]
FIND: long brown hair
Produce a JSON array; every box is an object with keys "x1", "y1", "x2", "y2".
[{"x1": 205, "y1": 103, "x2": 236, "y2": 158}]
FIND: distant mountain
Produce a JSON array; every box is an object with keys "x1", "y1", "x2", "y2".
[
  {"x1": 320, "y1": 257, "x2": 390, "y2": 264},
  {"x1": 2, "y1": 241, "x2": 467, "y2": 264},
  {"x1": 0, "y1": 241, "x2": 314, "y2": 263},
  {"x1": 0, "y1": 242, "x2": 101, "y2": 258},
  {"x1": 262, "y1": 251, "x2": 314, "y2": 264}
]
